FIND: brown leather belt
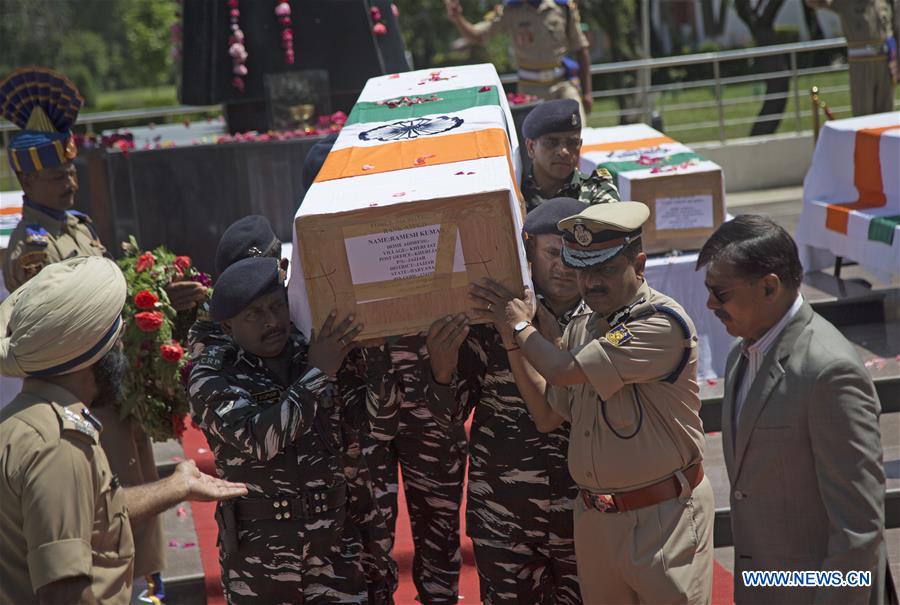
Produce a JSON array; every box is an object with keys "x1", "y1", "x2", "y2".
[
  {"x1": 234, "y1": 483, "x2": 346, "y2": 522},
  {"x1": 580, "y1": 463, "x2": 704, "y2": 513}
]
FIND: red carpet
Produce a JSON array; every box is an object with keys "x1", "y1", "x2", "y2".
[{"x1": 180, "y1": 425, "x2": 734, "y2": 604}]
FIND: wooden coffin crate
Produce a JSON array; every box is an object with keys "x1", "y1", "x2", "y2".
[
  {"x1": 580, "y1": 124, "x2": 725, "y2": 254},
  {"x1": 288, "y1": 64, "x2": 528, "y2": 340}
]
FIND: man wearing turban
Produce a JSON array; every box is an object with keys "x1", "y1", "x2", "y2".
[{"x1": 0, "y1": 256, "x2": 246, "y2": 605}]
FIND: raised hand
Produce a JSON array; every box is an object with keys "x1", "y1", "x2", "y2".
[
  {"x1": 426, "y1": 314, "x2": 469, "y2": 384},
  {"x1": 309, "y1": 310, "x2": 364, "y2": 377}
]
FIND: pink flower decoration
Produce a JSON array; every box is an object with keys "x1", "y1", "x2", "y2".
[
  {"x1": 370, "y1": 6, "x2": 382, "y2": 21},
  {"x1": 362, "y1": 164, "x2": 374, "y2": 171},
  {"x1": 330, "y1": 111, "x2": 347, "y2": 125},
  {"x1": 373, "y1": 22, "x2": 387, "y2": 36},
  {"x1": 391, "y1": 3, "x2": 399, "y2": 17},
  {"x1": 274, "y1": 1, "x2": 291, "y2": 17}
]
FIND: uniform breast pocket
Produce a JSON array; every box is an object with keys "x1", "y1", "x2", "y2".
[
  {"x1": 96, "y1": 486, "x2": 135, "y2": 561},
  {"x1": 600, "y1": 388, "x2": 642, "y2": 433}
]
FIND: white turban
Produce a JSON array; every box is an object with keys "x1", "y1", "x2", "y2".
[{"x1": 0, "y1": 256, "x2": 126, "y2": 377}]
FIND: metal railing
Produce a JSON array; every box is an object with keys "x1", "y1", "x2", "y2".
[{"x1": 500, "y1": 37, "x2": 896, "y2": 142}]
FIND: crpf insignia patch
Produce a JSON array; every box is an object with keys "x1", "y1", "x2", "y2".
[
  {"x1": 24, "y1": 225, "x2": 50, "y2": 246},
  {"x1": 605, "y1": 324, "x2": 633, "y2": 347}
]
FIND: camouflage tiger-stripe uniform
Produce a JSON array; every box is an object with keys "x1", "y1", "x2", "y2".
[
  {"x1": 522, "y1": 167, "x2": 621, "y2": 212},
  {"x1": 426, "y1": 303, "x2": 587, "y2": 605},
  {"x1": 188, "y1": 332, "x2": 401, "y2": 604},
  {"x1": 361, "y1": 335, "x2": 468, "y2": 604}
]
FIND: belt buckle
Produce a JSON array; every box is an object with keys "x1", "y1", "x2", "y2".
[{"x1": 584, "y1": 491, "x2": 618, "y2": 513}]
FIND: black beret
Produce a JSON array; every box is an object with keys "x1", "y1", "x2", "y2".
[
  {"x1": 210, "y1": 257, "x2": 284, "y2": 322},
  {"x1": 522, "y1": 99, "x2": 581, "y2": 140},
  {"x1": 523, "y1": 197, "x2": 588, "y2": 237},
  {"x1": 215, "y1": 215, "x2": 280, "y2": 276},
  {"x1": 301, "y1": 133, "x2": 338, "y2": 192}
]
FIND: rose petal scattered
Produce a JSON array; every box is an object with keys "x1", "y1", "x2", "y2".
[
  {"x1": 176, "y1": 507, "x2": 188, "y2": 518},
  {"x1": 197, "y1": 447, "x2": 208, "y2": 454},
  {"x1": 182, "y1": 542, "x2": 196, "y2": 548},
  {"x1": 706, "y1": 378, "x2": 718, "y2": 386},
  {"x1": 454, "y1": 171, "x2": 465, "y2": 175},
  {"x1": 361, "y1": 164, "x2": 374, "y2": 171},
  {"x1": 169, "y1": 539, "x2": 179, "y2": 547}
]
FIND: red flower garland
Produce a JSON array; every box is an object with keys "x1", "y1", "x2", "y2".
[
  {"x1": 275, "y1": 1, "x2": 295, "y2": 65},
  {"x1": 371, "y1": 5, "x2": 387, "y2": 36},
  {"x1": 227, "y1": 0, "x2": 248, "y2": 92},
  {"x1": 135, "y1": 311, "x2": 165, "y2": 333}
]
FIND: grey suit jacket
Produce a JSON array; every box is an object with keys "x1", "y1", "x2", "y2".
[{"x1": 723, "y1": 301, "x2": 885, "y2": 604}]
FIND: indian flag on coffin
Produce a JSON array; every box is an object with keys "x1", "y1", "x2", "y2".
[
  {"x1": 288, "y1": 64, "x2": 530, "y2": 341},
  {"x1": 578, "y1": 124, "x2": 726, "y2": 254},
  {"x1": 796, "y1": 112, "x2": 900, "y2": 284}
]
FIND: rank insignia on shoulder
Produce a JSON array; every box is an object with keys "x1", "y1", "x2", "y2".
[
  {"x1": 251, "y1": 389, "x2": 280, "y2": 405},
  {"x1": 24, "y1": 225, "x2": 49, "y2": 246},
  {"x1": 605, "y1": 324, "x2": 633, "y2": 347},
  {"x1": 596, "y1": 168, "x2": 613, "y2": 180}
]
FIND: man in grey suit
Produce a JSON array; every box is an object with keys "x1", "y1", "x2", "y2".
[{"x1": 696, "y1": 215, "x2": 886, "y2": 604}]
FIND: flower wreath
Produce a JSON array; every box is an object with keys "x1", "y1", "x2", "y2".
[{"x1": 117, "y1": 236, "x2": 212, "y2": 441}]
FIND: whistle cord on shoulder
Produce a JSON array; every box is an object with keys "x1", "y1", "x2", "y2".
[{"x1": 600, "y1": 384, "x2": 644, "y2": 440}]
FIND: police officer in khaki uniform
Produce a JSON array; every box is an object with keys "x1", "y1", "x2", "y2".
[
  {"x1": 806, "y1": 0, "x2": 897, "y2": 116},
  {"x1": 477, "y1": 202, "x2": 714, "y2": 604},
  {"x1": 445, "y1": 0, "x2": 592, "y2": 119},
  {"x1": 0, "y1": 67, "x2": 107, "y2": 292},
  {"x1": 0, "y1": 256, "x2": 246, "y2": 605}
]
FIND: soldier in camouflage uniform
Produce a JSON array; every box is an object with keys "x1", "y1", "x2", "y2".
[
  {"x1": 186, "y1": 215, "x2": 286, "y2": 358},
  {"x1": 425, "y1": 198, "x2": 598, "y2": 605},
  {"x1": 188, "y1": 257, "x2": 400, "y2": 604},
  {"x1": 520, "y1": 100, "x2": 620, "y2": 212},
  {"x1": 360, "y1": 337, "x2": 468, "y2": 604}
]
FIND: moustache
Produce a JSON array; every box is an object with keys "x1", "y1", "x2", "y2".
[
  {"x1": 714, "y1": 310, "x2": 731, "y2": 322},
  {"x1": 262, "y1": 327, "x2": 285, "y2": 340},
  {"x1": 585, "y1": 288, "x2": 609, "y2": 297}
]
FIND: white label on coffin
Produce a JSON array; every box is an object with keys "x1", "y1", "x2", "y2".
[
  {"x1": 655, "y1": 195, "x2": 714, "y2": 230},
  {"x1": 344, "y1": 224, "x2": 466, "y2": 285}
]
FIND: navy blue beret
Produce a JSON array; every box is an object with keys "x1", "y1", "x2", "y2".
[
  {"x1": 522, "y1": 99, "x2": 581, "y2": 140},
  {"x1": 301, "y1": 133, "x2": 338, "y2": 192},
  {"x1": 210, "y1": 257, "x2": 284, "y2": 322},
  {"x1": 215, "y1": 215, "x2": 280, "y2": 276},
  {"x1": 523, "y1": 197, "x2": 588, "y2": 237}
]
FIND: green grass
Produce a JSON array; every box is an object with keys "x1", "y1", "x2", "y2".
[
  {"x1": 587, "y1": 70, "x2": 898, "y2": 143},
  {"x1": 89, "y1": 86, "x2": 180, "y2": 113}
]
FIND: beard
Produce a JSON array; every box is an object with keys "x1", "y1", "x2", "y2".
[{"x1": 91, "y1": 346, "x2": 129, "y2": 408}]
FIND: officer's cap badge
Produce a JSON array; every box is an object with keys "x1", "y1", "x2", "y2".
[{"x1": 573, "y1": 223, "x2": 593, "y2": 247}]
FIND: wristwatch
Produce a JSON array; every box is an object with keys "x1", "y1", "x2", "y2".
[{"x1": 513, "y1": 320, "x2": 533, "y2": 336}]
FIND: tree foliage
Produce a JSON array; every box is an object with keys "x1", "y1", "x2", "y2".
[{"x1": 0, "y1": 0, "x2": 178, "y2": 105}]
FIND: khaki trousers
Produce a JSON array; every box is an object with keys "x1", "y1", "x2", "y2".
[
  {"x1": 573, "y1": 476, "x2": 715, "y2": 604},
  {"x1": 519, "y1": 79, "x2": 587, "y2": 124},
  {"x1": 848, "y1": 57, "x2": 895, "y2": 117}
]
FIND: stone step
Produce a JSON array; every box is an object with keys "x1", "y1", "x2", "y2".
[
  {"x1": 149, "y1": 440, "x2": 207, "y2": 605},
  {"x1": 801, "y1": 271, "x2": 889, "y2": 327}
]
